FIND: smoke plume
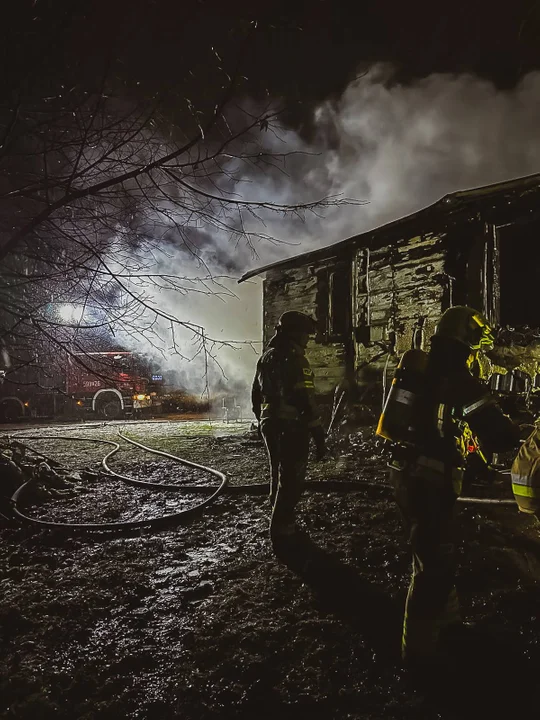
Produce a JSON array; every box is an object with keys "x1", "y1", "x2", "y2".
[{"x1": 122, "y1": 66, "x2": 540, "y2": 402}]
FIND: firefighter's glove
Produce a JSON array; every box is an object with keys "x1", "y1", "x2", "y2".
[
  {"x1": 250, "y1": 413, "x2": 262, "y2": 439},
  {"x1": 311, "y1": 425, "x2": 327, "y2": 461}
]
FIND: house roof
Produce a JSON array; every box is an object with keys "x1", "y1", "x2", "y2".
[{"x1": 238, "y1": 171, "x2": 540, "y2": 283}]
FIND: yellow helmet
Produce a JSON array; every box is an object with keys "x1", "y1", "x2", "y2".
[{"x1": 434, "y1": 306, "x2": 494, "y2": 351}]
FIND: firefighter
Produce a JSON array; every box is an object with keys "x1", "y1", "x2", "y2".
[
  {"x1": 252, "y1": 310, "x2": 326, "y2": 540},
  {"x1": 377, "y1": 306, "x2": 520, "y2": 667}
]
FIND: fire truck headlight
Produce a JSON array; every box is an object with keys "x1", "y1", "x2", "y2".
[
  {"x1": 136, "y1": 394, "x2": 146, "y2": 401},
  {"x1": 76, "y1": 400, "x2": 83, "y2": 407}
]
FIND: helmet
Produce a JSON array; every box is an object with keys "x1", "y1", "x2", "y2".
[
  {"x1": 434, "y1": 306, "x2": 494, "y2": 351},
  {"x1": 277, "y1": 311, "x2": 317, "y2": 335}
]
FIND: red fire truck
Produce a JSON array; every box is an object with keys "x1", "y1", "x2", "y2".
[
  {"x1": 0, "y1": 349, "x2": 164, "y2": 421},
  {"x1": 66, "y1": 351, "x2": 164, "y2": 419}
]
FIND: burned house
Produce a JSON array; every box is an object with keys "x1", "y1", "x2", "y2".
[{"x1": 240, "y1": 173, "x2": 540, "y2": 413}]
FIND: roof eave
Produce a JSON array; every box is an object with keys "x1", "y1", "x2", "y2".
[{"x1": 237, "y1": 171, "x2": 540, "y2": 283}]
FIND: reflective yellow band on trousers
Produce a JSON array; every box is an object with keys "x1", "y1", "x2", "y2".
[
  {"x1": 512, "y1": 484, "x2": 539, "y2": 498},
  {"x1": 511, "y1": 473, "x2": 540, "y2": 498}
]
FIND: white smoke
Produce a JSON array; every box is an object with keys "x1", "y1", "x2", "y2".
[
  {"x1": 119, "y1": 66, "x2": 540, "y2": 400},
  {"x1": 307, "y1": 66, "x2": 540, "y2": 237}
]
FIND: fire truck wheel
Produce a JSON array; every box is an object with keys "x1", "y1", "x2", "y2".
[
  {"x1": 96, "y1": 396, "x2": 123, "y2": 420},
  {"x1": 0, "y1": 399, "x2": 24, "y2": 422}
]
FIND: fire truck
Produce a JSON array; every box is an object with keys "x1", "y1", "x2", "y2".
[
  {"x1": 66, "y1": 351, "x2": 164, "y2": 419},
  {"x1": 0, "y1": 349, "x2": 164, "y2": 421}
]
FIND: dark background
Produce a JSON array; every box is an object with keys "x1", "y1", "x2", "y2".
[{"x1": 5, "y1": 0, "x2": 540, "y2": 133}]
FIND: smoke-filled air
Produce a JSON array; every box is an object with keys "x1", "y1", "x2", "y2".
[{"x1": 120, "y1": 66, "x2": 540, "y2": 402}]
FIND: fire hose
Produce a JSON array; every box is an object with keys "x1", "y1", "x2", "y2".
[
  {"x1": 6, "y1": 430, "x2": 517, "y2": 535},
  {"x1": 9, "y1": 433, "x2": 228, "y2": 534}
]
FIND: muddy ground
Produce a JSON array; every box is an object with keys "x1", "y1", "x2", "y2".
[{"x1": 1, "y1": 419, "x2": 540, "y2": 720}]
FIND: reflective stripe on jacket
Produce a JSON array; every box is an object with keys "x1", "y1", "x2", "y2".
[
  {"x1": 251, "y1": 338, "x2": 321, "y2": 429},
  {"x1": 511, "y1": 426, "x2": 540, "y2": 513}
]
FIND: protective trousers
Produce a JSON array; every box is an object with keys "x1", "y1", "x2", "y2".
[
  {"x1": 260, "y1": 418, "x2": 310, "y2": 535},
  {"x1": 391, "y1": 467, "x2": 461, "y2": 662}
]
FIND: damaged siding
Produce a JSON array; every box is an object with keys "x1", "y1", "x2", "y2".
[
  {"x1": 263, "y1": 264, "x2": 346, "y2": 396},
  {"x1": 353, "y1": 233, "x2": 446, "y2": 386},
  {"x1": 263, "y1": 232, "x2": 449, "y2": 400},
  {"x1": 251, "y1": 173, "x2": 540, "y2": 412}
]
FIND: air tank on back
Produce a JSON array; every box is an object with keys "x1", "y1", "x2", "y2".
[{"x1": 376, "y1": 348, "x2": 429, "y2": 446}]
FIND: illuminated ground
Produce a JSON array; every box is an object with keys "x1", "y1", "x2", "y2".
[{"x1": 1, "y1": 420, "x2": 540, "y2": 719}]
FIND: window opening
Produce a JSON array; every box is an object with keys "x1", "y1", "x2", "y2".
[
  {"x1": 498, "y1": 217, "x2": 540, "y2": 329},
  {"x1": 328, "y1": 268, "x2": 350, "y2": 339}
]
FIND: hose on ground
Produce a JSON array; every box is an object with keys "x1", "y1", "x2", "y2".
[
  {"x1": 6, "y1": 430, "x2": 519, "y2": 535},
  {"x1": 119, "y1": 433, "x2": 519, "y2": 505},
  {"x1": 119, "y1": 433, "x2": 389, "y2": 495},
  {"x1": 9, "y1": 433, "x2": 227, "y2": 534},
  {"x1": 457, "y1": 496, "x2": 516, "y2": 505}
]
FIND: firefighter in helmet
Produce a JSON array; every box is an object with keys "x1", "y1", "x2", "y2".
[
  {"x1": 252, "y1": 310, "x2": 326, "y2": 541},
  {"x1": 377, "y1": 306, "x2": 520, "y2": 667}
]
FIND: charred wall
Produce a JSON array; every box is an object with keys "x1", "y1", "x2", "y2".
[
  {"x1": 263, "y1": 263, "x2": 347, "y2": 396},
  {"x1": 259, "y1": 181, "x2": 540, "y2": 415},
  {"x1": 352, "y1": 232, "x2": 447, "y2": 391},
  {"x1": 262, "y1": 231, "x2": 453, "y2": 402}
]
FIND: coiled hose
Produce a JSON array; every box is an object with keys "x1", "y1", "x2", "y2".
[
  {"x1": 7, "y1": 429, "x2": 517, "y2": 536},
  {"x1": 10, "y1": 432, "x2": 227, "y2": 534}
]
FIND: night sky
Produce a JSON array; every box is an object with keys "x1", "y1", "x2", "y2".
[{"x1": 5, "y1": 1, "x2": 540, "y2": 133}]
